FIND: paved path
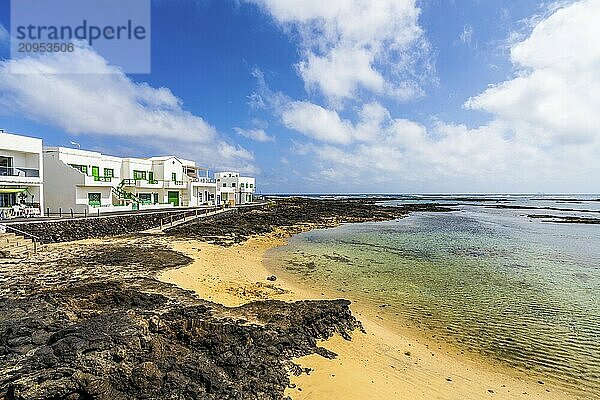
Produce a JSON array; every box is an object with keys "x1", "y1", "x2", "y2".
[{"x1": 142, "y1": 207, "x2": 235, "y2": 235}]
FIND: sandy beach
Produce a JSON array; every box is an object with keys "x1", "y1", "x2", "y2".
[{"x1": 159, "y1": 231, "x2": 582, "y2": 400}]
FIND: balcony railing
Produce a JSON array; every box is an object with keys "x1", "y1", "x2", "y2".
[
  {"x1": 0, "y1": 166, "x2": 40, "y2": 178},
  {"x1": 193, "y1": 177, "x2": 217, "y2": 184},
  {"x1": 93, "y1": 176, "x2": 112, "y2": 182}
]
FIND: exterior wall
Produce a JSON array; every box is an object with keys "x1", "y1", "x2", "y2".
[
  {"x1": 43, "y1": 151, "x2": 83, "y2": 212},
  {"x1": 43, "y1": 147, "x2": 123, "y2": 214},
  {"x1": 0, "y1": 131, "x2": 44, "y2": 214},
  {"x1": 215, "y1": 171, "x2": 256, "y2": 206},
  {"x1": 121, "y1": 158, "x2": 153, "y2": 181},
  {"x1": 75, "y1": 186, "x2": 113, "y2": 208},
  {"x1": 44, "y1": 147, "x2": 122, "y2": 182}
]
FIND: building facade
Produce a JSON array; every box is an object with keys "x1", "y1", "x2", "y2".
[
  {"x1": 42, "y1": 147, "x2": 227, "y2": 214},
  {"x1": 0, "y1": 130, "x2": 256, "y2": 217},
  {"x1": 0, "y1": 130, "x2": 44, "y2": 216},
  {"x1": 215, "y1": 171, "x2": 255, "y2": 206}
]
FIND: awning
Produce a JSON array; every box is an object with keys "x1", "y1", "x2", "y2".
[{"x1": 0, "y1": 188, "x2": 27, "y2": 193}]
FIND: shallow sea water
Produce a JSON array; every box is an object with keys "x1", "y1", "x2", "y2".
[{"x1": 265, "y1": 200, "x2": 600, "y2": 397}]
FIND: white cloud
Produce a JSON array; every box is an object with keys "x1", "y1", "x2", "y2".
[
  {"x1": 234, "y1": 127, "x2": 275, "y2": 142},
  {"x1": 465, "y1": 0, "x2": 600, "y2": 146},
  {"x1": 0, "y1": 45, "x2": 254, "y2": 170},
  {"x1": 249, "y1": 0, "x2": 431, "y2": 104},
  {"x1": 281, "y1": 101, "x2": 353, "y2": 144},
  {"x1": 278, "y1": 0, "x2": 600, "y2": 192},
  {"x1": 281, "y1": 101, "x2": 389, "y2": 144}
]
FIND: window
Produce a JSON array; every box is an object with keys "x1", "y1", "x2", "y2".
[
  {"x1": 138, "y1": 193, "x2": 152, "y2": 205},
  {"x1": 172, "y1": 172, "x2": 177, "y2": 181},
  {"x1": 133, "y1": 170, "x2": 147, "y2": 180},
  {"x1": 88, "y1": 193, "x2": 101, "y2": 206},
  {"x1": 69, "y1": 164, "x2": 88, "y2": 174},
  {"x1": 104, "y1": 168, "x2": 114, "y2": 177},
  {"x1": 0, "y1": 156, "x2": 14, "y2": 176},
  {"x1": 250, "y1": 184, "x2": 254, "y2": 188},
  {"x1": 240, "y1": 183, "x2": 245, "y2": 189},
  {"x1": 0, "y1": 193, "x2": 17, "y2": 207},
  {"x1": 232, "y1": 183, "x2": 236, "y2": 188},
  {"x1": 222, "y1": 183, "x2": 227, "y2": 187}
]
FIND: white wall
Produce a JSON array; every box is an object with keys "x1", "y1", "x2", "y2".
[
  {"x1": 122, "y1": 158, "x2": 153, "y2": 180},
  {"x1": 0, "y1": 131, "x2": 44, "y2": 213},
  {"x1": 42, "y1": 151, "x2": 84, "y2": 213},
  {"x1": 45, "y1": 147, "x2": 122, "y2": 180},
  {"x1": 215, "y1": 171, "x2": 256, "y2": 205}
]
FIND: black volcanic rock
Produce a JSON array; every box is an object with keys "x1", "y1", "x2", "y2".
[{"x1": 0, "y1": 239, "x2": 361, "y2": 400}]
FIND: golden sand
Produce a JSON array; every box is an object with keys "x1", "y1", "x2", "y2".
[{"x1": 159, "y1": 233, "x2": 582, "y2": 400}]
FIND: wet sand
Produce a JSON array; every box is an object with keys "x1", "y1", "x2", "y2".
[{"x1": 159, "y1": 231, "x2": 583, "y2": 400}]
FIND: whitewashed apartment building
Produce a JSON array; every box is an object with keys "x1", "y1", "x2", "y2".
[
  {"x1": 42, "y1": 147, "x2": 228, "y2": 214},
  {"x1": 216, "y1": 171, "x2": 256, "y2": 206},
  {"x1": 0, "y1": 130, "x2": 44, "y2": 217}
]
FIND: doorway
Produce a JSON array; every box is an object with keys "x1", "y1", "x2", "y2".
[{"x1": 168, "y1": 191, "x2": 179, "y2": 206}]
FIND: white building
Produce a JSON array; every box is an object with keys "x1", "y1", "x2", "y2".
[
  {"x1": 43, "y1": 147, "x2": 122, "y2": 213},
  {"x1": 43, "y1": 147, "x2": 219, "y2": 213},
  {"x1": 215, "y1": 171, "x2": 255, "y2": 206},
  {"x1": 0, "y1": 130, "x2": 44, "y2": 216}
]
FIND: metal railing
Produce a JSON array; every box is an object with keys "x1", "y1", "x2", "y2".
[
  {"x1": 2, "y1": 223, "x2": 43, "y2": 253},
  {"x1": 159, "y1": 205, "x2": 226, "y2": 230},
  {"x1": 192, "y1": 177, "x2": 217, "y2": 184},
  {"x1": 92, "y1": 176, "x2": 112, "y2": 182},
  {"x1": 0, "y1": 166, "x2": 40, "y2": 178}
]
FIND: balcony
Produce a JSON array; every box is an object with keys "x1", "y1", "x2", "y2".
[
  {"x1": 136, "y1": 179, "x2": 161, "y2": 188},
  {"x1": 165, "y1": 180, "x2": 185, "y2": 189},
  {"x1": 191, "y1": 177, "x2": 217, "y2": 186},
  {"x1": 0, "y1": 166, "x2": 41, "y2": 183},
  {"x1": 84, "y1": 175, "x2": 114, "y2": 186},
  {"x1": 121, "y1": 178, "x2": 162, "y2": 188}
]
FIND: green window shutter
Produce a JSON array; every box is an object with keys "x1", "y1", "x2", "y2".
[
  {"x1": 172, "y1": 172, "x2": 177, "y2": 181},
  {"x1": 88, "y1": 193, "x2": 101, "y2": 206},
  {"x1": 91, "y1": 166, "x2": 99, "y2": 177}
]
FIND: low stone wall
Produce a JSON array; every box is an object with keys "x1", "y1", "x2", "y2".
[{"x1": 8, "y1": 209, "x2": 198, "y2": 243}]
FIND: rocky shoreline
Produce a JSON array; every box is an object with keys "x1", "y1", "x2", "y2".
[
  {"x1": 0, "y1": 198, "x2": 452, "y2": 399},
  {"x1": 165, "y1": 197, "x2": 453, "y2": 246}
]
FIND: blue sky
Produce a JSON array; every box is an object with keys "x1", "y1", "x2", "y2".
[{"x1": 1, "y1": 0, "x2": 598, "y2": 194}]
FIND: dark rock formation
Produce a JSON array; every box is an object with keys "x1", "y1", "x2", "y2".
[
  {"x1": 166, "y1": 198, "x2": 453, "y2": 245},
  {"x1": 0, "y1": 239, "x2": 361, "y2": 400}
]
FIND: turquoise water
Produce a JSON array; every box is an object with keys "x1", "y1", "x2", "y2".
[{"x1": 265, "y1": 201, "x2": 600, "y2": 397}]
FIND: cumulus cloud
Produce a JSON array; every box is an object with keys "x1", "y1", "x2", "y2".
[
  {"x1": 279, "y1": 0, "x2": 600, "y2": 192},
  {"x1": 465, "y1": 0, "x2": 600, "y2": 146},
  {"x1": 234, "y1": 127, "x2": 275, "y2": 142},
  {"x1": 281, "y1": 101, "x2": 389, "y2": 144},
  {"x1": 0, "y1": 45, "x2": 254, "y2": 170},
  {"x1": 249, "y1": 0, "x2": 431, "y2": 104}
]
